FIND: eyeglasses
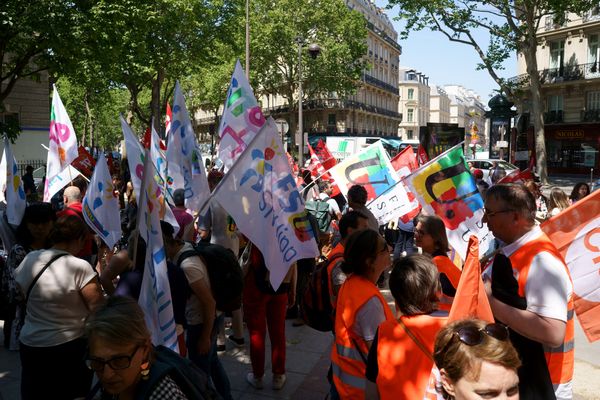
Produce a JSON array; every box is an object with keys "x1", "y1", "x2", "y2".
[
  {"x1": 483, "y1": 208, "x2": 514, "y2": 218},
  {"x1": 437, "y1": 323, "x2": 509, "y2": 355},
  {"x1": 85, "y1": 346, "x2": 140, "y2": 372}
]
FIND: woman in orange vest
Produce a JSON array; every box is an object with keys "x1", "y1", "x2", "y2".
[
  {"x1": 330, "y1": 229, "x2": 394, "y2": 400},
  {"x1": 414, "y1": 215, "x2": 461, "y2": 311},
  {"x1": 433, "y1": 319, "x2": 521, "y2": 400},
  {"x1": 365, "y1": 254, "x2": 448, "y2": 400}
]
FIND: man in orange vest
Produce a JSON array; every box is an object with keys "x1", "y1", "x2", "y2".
[{"x1": 482, "y1": 184, "x2": 574, "y2": 400}]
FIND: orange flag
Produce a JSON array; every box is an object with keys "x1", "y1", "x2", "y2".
[
  {"x1": 448, "y1": 235, "x2": 494, "y2": 323},
  {"x1": 541, "y1": 189, "x2": 600, "y2": 342}
]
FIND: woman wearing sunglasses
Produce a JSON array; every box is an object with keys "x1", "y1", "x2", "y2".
[
  {"x1": 85, "y1": 296, "x2": 206, "y2": 400},
  {"x1": 330, "y1": 229, "x2": 394, "y2": 400},
  {"x1": 434, "y1": 319, "x2": 521, "y2": 400}
]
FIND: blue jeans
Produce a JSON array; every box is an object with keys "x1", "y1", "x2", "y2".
[{"x1": 186, "y1": 314, "x2": 233, "y2": 400}]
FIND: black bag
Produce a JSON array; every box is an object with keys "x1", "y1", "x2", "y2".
[
  {"x1": 177, "y1": 242, "x2": 243, "y2": 313},
  {"x1": 301, "y1": 253, "x2": 344, "y2": 332}
]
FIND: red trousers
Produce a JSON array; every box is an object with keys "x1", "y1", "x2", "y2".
[{"x1": 243, "y1": 274, "x2": 288, "y2": 378}]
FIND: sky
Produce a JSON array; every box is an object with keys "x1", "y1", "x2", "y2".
[{"x1": 375, "y1": 1, "x2": 517, "y2": 104}]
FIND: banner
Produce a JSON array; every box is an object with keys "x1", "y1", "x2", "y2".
[
  {"x1": 166, "y1": 82, "x2": 210, "y2": 212},
  {"x1": 121, "y1": 115, "x2": 178, "y2": 228},
  {"x1": 213, "y1": 119, "x2": 319, "y2": 289},
  {"x1": 137, "y1": 149, "x2": 179, "y2": 352},
  {"x1": 151, "y1": 125, "x2": 168, "y2": 191},
  {"x1": 71, "y1": 146, "x2": 96, "y2": 178},
  {"x1": 406, "y1": 144, "x2": 493, "y2": 260},
  {"x1": 43, "y1": 164, "x2": 85, "y2": 202},
  {"x1": 217, "y1": 60, "x2": 266, "y2": 171},
  {"x1": 541, "y1": 189, "x2": 600, "y2": 342},
  {"x1": 390, "y1": 146, "x2": 421, "y2": 224},
  {"x1": 44, "y1": 85, "x2": 79, "y2": 201},
  {"x1": 82, "y1": 154, "x2": 122, "y2": 249},
  {"x1": 3, "y1": 137, "x2": 26, "y2": 225}
]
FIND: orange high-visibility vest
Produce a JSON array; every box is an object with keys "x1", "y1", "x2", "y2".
[
  {"x1": 375, "y1": 312, "x2": 448, "y2": 400},
  {"x1": 331, "y1": 275, "x2": 394, "y2": 400},
  {"x1": 508, "y1": 233, "x2": 574, "y2": 387},
  {"x1": 432, "y1": 255, "x2": 461, "y2": 312}
]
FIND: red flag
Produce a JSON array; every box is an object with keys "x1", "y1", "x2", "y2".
[
  {"x1": 165, "y1": 103, "x2": 172, "y2": 137},
  {"x1": 286, "y1": 152, "x2": 299, "y2": 175},
  {"x1": 142, "y1": 127, "x2": 151, "y2": 149},
  {"x1": 417, "y1": 144, "x2": 429, "y2": 166},
  {"x1": 498, "y1": 168, "x2": 534, "y2": 184},
  {"x1": 314, "y1": 139, "x2": 337, "y2": 170},
  {"x1": 541, "y1": 190, "x2": 600, "y2": 342},
  {"x1": 390, "y1": 146, "x2": 418, "y2": 174},
  {"x1": 308, "y1": 143, "x2": 341, "y2": 197},
  {"x1": 71, "y1": 146, "x2": 96, "y2": 178},
  {"x1": 448, "y1": 235, "x2": 494, "y2": 323}
]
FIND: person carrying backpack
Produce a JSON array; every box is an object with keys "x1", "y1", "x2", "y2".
[{"x1": 161, "y1": 221, "x2": 233, "y2": 400}]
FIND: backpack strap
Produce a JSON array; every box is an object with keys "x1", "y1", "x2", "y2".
[
  {"x1": 176, "y1": 249, "x2": 199, "y2": 268},
  {"x1": 26, "y1": 253, "x2": 68, "y2": 304},
  {"x1": 397, "y1": 317, "x2": 434, "y2": 362}
]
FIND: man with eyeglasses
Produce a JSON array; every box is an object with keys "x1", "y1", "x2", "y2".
[{"x1": 482, "y1": 184, "x2": 574, "y2": 400}]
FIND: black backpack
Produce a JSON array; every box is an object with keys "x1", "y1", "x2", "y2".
[
  {"x1": 177, "y1": 242, "x2": 243, "y2": 313},
  {"x1": 301, "y1": 252, "x2": 344, "y2": 332}
]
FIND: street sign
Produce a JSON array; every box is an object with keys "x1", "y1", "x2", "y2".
[{"x1": 275, "y1": 119, "x2": 289, "y2": 135}]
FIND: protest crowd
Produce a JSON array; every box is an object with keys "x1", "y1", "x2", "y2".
[{"x1": 0, "y1": 65, "x2": 598, "y2": 400}]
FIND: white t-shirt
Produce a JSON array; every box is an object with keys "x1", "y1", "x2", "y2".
[
  {"x1": 352, "y1": 296, "x2": 386, "y2": 342},
  {"x1": 175, "y1": 242, "x2": 212, "y2": 326},
  {"x1": 319, "y1": 193, "x2": 340, "y2": 217},
  {"x1": 15, "y1": 249, "x2": 98, "y2": 347}
]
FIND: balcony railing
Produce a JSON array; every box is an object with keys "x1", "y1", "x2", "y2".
[
  {"x1": 581, "y1": 109, "x2": 600, "y2": 122},
  {"x1": 507, "y1": 62, "x2": 600, "y2": 87},
  {"x1": 544, "y1": 110, "x2": 563, "y2": 124},
  {"x1": 263, "y1": 98, "x2": 403, "y2": 120},
  {"x1": 366, "y1": 21, "x2": 403, "y2": 54},
  {"x1": 364, "y1": 74, "x2": 400, "y2": 96}
]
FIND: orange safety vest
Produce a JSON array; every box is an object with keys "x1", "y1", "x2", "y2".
[
  {"x1": 508, "y1": 233, "x2": 574, "y2": 387},
  {"x1": 331, "y1": 275, "x2": 394, "y2": 400},
  {"x1": 432, "y1": 255, "x2": 461, "y2": 312},
  {"x1": 376, "y1": 312, "x2": 448, "y2": 400}
]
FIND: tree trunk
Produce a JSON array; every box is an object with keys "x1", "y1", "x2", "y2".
[{"x1": 151, "y1": 69, "x2": 165, "y2": 133}]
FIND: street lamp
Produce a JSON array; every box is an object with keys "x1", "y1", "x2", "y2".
[{"x1": 296, "y1": 36, "x2": 320, "y2": 168}]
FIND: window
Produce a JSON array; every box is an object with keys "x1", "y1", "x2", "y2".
[
  {"x1": 407, "y1": 88, "x2": 414, "y2": 100},
  {"x1": 407, "y1": 129, "x2": 414, "y2": 139},
  {"x1": 588, "y1": 91, "x2": 600, "y2": 110},
  {"x1": 548, "y1": 95, "x2": 563, "y2": 111},
  {"x1": 407, "y1": 108, "x2": 414, "y2": 122},
  {"x1": 328, "y1": 113, "x2": 336, "y2": 126},
  {"x1": 589, "y1": 34, "x2": 600, "y2": 72},
  {"x1": 550, "y1": 40, "x2": 565, "y2": 71}
]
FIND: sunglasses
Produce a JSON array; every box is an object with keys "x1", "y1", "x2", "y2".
[{"x1": 437, "y1": 323, "x2": 509, "y2": 355}]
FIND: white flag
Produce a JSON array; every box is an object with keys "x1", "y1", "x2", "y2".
[
  {"x1": 0, "y1": 146, "x2": 6, "y2": 203},
  {"x1": 43, "y1": 85, "x2": 79, "y2": 202},
  {"x1": 150, "y1": 125, "x2": 168, "y2": 190},
  {"x1": 214, "y1": 118, "x2": 319, "y2": 289},
  {"x1": 120, "y1": 115, "x2": 178, "y2": 229},
  {"x1": 217, "y1": 60, "x2": 266, "y2": 172},
  {"x1": 82, "y1": 154, "x2": 122, "y2": 249},
  {"x1": 3, "y1": 137, "x2": 26, "y2": 225},
  {"x1": 137, "y1": 149, "x2": 179, "y2": 352},
  {"x1": 165, "y1": 82, "x2": 209, "y2": 212}
]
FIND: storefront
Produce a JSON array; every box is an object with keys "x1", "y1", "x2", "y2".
[{"x1": 545, "y1": 124, "x2": 600, "y2": 175}]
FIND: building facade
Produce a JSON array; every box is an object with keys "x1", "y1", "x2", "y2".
[
  {"x1": 429, "y1": 86, "x2": 451, "y2": 124},
  {"x1": 512, "y1": 7, "x2": 600, "y2": 174},
  {"x1": 398, "y1": 67, "x2": 429, "y2": 140}
]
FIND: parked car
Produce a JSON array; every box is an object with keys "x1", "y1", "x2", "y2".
[{"x1": 469, "y1": 159, "x2": 518, "y2": 184}]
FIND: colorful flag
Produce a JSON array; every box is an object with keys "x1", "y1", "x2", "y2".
[
  {"x1": 165, "y1": 102, "x2": 173, "y2": 141},
  {"x1": 82, "y1": 154, "x2": 122, "y2": 249},
  {"x1": 150, "y1": 125, "x2": 168, "y2": 191},
  {"x1": 213, "y1": 118, "x2": 319, "y2": 289},
  {"x1": 541, "y1": 189, "x2": 600, "y2": 342},
  {"x1": 165, "y1": 82, "x2": 209, "y2": 212},
  {"x1": 448, "y1": 235, "x2": 494, "y2": 322},
  {"x1": 137, "y1": 149, "x2": 179, "y2": 351},
  {"x1": 121, "y1": 115, "x2": 178, "y2": 228},
  {"x1": 406, "y1": 144, "x2": 493, "y2": 260},
  {"x1": 417, "y1": 144, "x2": 429, "y2": 166},
  {"x1": 43, "y1": 85, "x2": 79, "y2": 202},
  {"x1": 390, "y1": 146, "x2": 421, "y2": 224},
  {"x1": 217, "y1": 60, "x2": 266, "y2": 171},
  {"x1": 497, "y1": 168, "x2": 534, "y2": 184},
  {"x1": 3, "y1": 137, "x2": 26, "y2": 225}
]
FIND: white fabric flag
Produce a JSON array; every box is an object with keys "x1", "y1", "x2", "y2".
[
  {"x1": 213, "y1": 118, "x2": 319, "y2": 289},
  {"x1": 43, "y1": 85, "x2": 79, "y2": 201},
  {"x1": 44, "y1": 165, "x2": 85, "y2": 201},
  {"x1": 120, "y1": 115, "x2": 178, "y2": 229},
  {"x1": 137, "y1": 149, "x2": 179, "y2": 352},
  {"x1": 82, "y1": 154, "x2": 122, "y2": 249},
  {"x1": 150, "y1": 125, "x2": 168, "y2": 193},
  {"x1": 217, "y1": 60, "x2": 266, "y2": 172},
  {"x1": 165, "y1": 82, "x2": 209, "y2": 212},
  {"x1": 3, "y1": 137, "x2": 26, "y2": 225},
  {"x1": 0, "y1": 146, "x2": 6, "y2": 203}
]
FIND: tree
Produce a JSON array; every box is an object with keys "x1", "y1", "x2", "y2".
[
  {"x1": 385, "y1": 0, "x2": 595, "y2": 184},
  {"x1": 249, "y1": 0, "x2": 369, "y2": 137}
]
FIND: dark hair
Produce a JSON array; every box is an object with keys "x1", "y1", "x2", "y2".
[
  {"x1": 347, "y1": 185, "x2": 368, "y2": 206},
  {"x1": 15, "y1": 203, "x2": 57, "y2": 246},
  {"x1": 341, "y1": 229, "x2": 383, "y2": 276},
  {"x1": 389, "y1": 254, "x2": 440, "y2": 315},
  {"x1": 317, "y1": 180, "x2": 330, "y2": 192},
  {"x1": 485, "y1": 184, "x2": 536, "y2": 223},
  {"x1": 160, "y1": 220, "x2": 182, "y2": 247},
  {"x1": 339, "y1": 211, "x2": 368, "y2": 239},
  {"x1": 570, "y1": 182, "x2": 590, "y2": 202},
  {"x1": 48, "y1": 215, "x2": 88, "y2": 245},
  {"x1": 415, "y1": 214, "x2": 449, "y2": 253},
  {"x1": 173, "y1": 188, "x2": 185, "y2": 207}
]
